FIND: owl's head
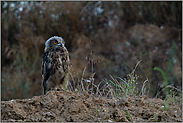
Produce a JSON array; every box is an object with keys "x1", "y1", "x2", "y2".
[{"x1": 44, "y1": 36, "x2": 65, "y2": 51}]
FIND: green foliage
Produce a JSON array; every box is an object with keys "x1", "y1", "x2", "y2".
[
  {"x1": 96, "y1": 109, "x2": 99, "y2": 116},
  {"x1": 153, "y1": 67, "x2": 168, "y2": 94},
  {"x1": 126, "y1": 109, "x2": 130, "y2": 120},
  {"x1": 164, "y1": 102, "x2": 170, "y2": 110},
  {"x1": 153, "y1": 67, "x2": 167, "y2": 83},
  {"x1": 154, "y1": 113, "x2": 158, "y2": 122},
  {"x1": 154, "y1": 42, "x2": 179, "y2": 96}
]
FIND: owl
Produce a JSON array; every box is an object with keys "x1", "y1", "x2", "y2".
[{"x1": 42, "y1": 36, "x2": 70, "y2": 95}]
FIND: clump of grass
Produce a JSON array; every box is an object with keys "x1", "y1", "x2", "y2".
[
  {"x1": 68, "y1": 60, "x2": 149, "y2": 99},
  {"x1": 67, "y1": 58, "x2": 152, "y2": 100},
  {"x1": 164, "y1": 88, "x2": 182, "y2": 109},
  {"x1": 105, "y1": 73, "x2": 139, "y2": 97},
  {"x1": 126, "y1": 109, "x2": 130, "y2": 120},
  {"x1": 102, "y1": 60, "x2": 142, "y2": 98},
  {"x1": 154, "y1": 42, "x2": 181, "y2": 97},
  {"x1": 155, "y1": 84, "x2": 182, "y2": 110}
]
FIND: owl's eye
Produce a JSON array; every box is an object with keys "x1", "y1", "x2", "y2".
[{"x1": 54, "y1": 41, "x2": 58, "y2": 44}]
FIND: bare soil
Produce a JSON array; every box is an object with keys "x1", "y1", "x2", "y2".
[{"x1": 1, "y1": 90, "x2": 182, "y2": 122}]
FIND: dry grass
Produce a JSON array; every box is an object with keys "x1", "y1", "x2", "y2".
[{"x1": 67, "y1": 60, "x2": 148, "y2": 99}]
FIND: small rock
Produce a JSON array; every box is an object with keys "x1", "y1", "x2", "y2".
[{"x1": 108, "y1": 119, "x2": 113, "y2": 122}]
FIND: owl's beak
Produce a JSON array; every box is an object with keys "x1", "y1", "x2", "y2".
[{"x1": 57, "y1": 43, "x2": 62, "y2": 47}]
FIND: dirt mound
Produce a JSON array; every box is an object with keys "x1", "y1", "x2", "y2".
[{"x1": 1, "y1": 91, "x2": 182, "y2": 122}]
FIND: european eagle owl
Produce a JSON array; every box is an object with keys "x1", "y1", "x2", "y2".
[{"x1": 42, "y1": 36, "x2": 70, "y2": 95}]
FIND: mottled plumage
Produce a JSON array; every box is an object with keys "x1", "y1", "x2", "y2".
[{"x1": 42, "y1": 36, "x2": 70, "y2": 95}]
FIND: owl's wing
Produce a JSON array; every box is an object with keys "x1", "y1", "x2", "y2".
[
  {"x1": 61, "y1": 47, "x2": 70, "y2": 73},
  {"x1": 42, "y1": 52, "x2": 51, "y2": 87}
]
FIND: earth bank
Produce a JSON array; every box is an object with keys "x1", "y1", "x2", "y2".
[{"x1": 1, "y1": 90, "x2": 182, "y2": 122}]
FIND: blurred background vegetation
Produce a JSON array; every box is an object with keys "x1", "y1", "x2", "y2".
[{"x1": 1, "y1": 1, "x2": 182, "y2": 101}]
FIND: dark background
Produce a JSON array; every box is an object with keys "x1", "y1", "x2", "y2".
[{"x1": 1, "y1": 1, "x2": 182, "y2": 101}]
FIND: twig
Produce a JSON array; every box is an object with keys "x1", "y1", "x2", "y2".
[
  {"x1": 81, "y1": 66, "x2": 87, "y2": 92},
  {"x1": 139, "y1": 78, "x2": 149, "y2": 95},
  {"x1": 95, "y1": 81, "x2": 102, "y2": 97},
  {"x1": 131, "y1": 60, "x2": 142, "y2": 75},
  {"x1": 110, "y1": 75, "x2": 120, "y2": 86},
  {"x1": 68, "y1": 72, "x2": 75, "y2": 91}
]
